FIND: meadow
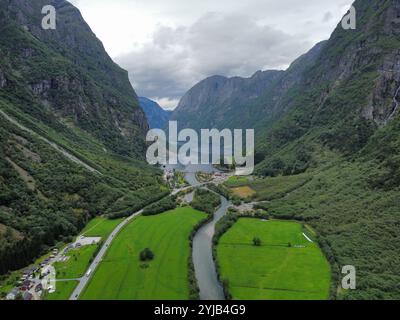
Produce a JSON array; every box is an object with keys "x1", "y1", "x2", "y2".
[
  {"x1": 230, "y1": 186, "x2": 256, "y2": 199},
  {"x1": 80, "y1": 217, "x2": 123, "y2": 238},
  {"x1": 216, "y1": 219, "x2": 331, "y2": 300},
  {"x1": 224, "y1": 173, "x2": 311, "y2": 201},
  {"x1": 44, "y1": 281, "x2": 78, "y2": 300},
  {"x1": 53, "y1": 245, "x2": 98, "y2": 280},
  {"x1": 80, "y1": 207, "x2": 207, "y2": 300}
]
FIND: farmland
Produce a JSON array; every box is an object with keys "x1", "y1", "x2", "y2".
[
  {"x1": 224, "y1": 173, "x2": 311, "y2": 201},
  {"x1": 80, "y1": 207, "x2": 207, "y2": 300},
  {"x1": 230, "y1": 186, "x2": 256, "y2": 199},
  {"x1": 80, "y1": 217, "x2": 123, "y2": 238},
  {"x1": 216, "y1": 219, "x2": 331, "y2": 300},
  {"x1": 44, "y1": 281, "x2": 79, "y2": 300},
  {"x1": 53, "y1": 245, "x2": 98, "y2": 279}
]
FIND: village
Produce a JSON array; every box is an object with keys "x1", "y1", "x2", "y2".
[{"x1": 5, "y1": 235, "x2": 101, "y2": 300}]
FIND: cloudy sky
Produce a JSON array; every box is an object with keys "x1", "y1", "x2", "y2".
[{"x1": 70, "y1": 0, "x2": 354, "y2": 110}]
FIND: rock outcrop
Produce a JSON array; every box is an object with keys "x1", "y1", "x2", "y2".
[{"x1": 0, "y1": 0, "x2": 148, "y2": 157}]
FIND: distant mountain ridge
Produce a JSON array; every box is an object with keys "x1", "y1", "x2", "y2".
[{"x1": 139, "y1": 97, "x2": 172, "y2": 129}]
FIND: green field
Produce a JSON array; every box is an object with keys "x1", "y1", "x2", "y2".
[
  {"x1": 53, "y1": 245, "x2": 98, "y2": 279},
  {"x1": 224, "y1": 174, "x2": 311, "y2": 201},
  {"x1": 225, "y1": 176, "x2": 252, "y2": 186},
  {"x1": 80, "y1": 217, "x2": 124, "y2": 238},
  {"x1": 44, "y1": 281, "x2": 78, "y2": 300},
  {"x1": 216, "y1": 219, "x2": 330, "y2": 300},
  {"x1": 81, "y1": 207, "x2": 207, "y2": 300}
]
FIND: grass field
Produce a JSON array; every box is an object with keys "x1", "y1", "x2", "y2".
[
  {"x1": 224, "y1": 173, "x2": 311, "y2": 201},
  {"x1": 225, "y1": 176, "x2": 252, "y2": 186},
  {"x1": 216, "y1": 219, "x2": 330, "y2": 300},
  {"x1": 231, "y1": 186, "x2": 256, "y2": 199},
  {"x1": 80, "y1": 217, "x2": 123, "y2": 238},
  {"x1": 44, "y1": 281, "x2": 78, "y2": 300},
  {"x1": 53, "y1": 245, "x2": 98, "y2": 279},
  {"x1": 80, "y1": 207, "x2": 207, "y2": 300}
]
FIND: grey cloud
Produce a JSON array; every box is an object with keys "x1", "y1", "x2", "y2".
[
  {"x1": 323, "y1": 11, "x2": 334, "y2": 22},
  {"x1": 116, "y1": 12, "x2": 311, "y2": 105}
]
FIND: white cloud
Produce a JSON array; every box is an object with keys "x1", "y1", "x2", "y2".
[{"x1": 150, "y1": 97, "x2": 180, "y2": 111}]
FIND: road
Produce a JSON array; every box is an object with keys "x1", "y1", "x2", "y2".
[
  {"x1": 69, "y1": 186, "x2": 189, "y2": 300},
  {"x1": 69, "y1": 208, "x2": 144, "y2": 300},
  {"x1": 0, "y1": 109, "x2": 101, "y2": 174}
]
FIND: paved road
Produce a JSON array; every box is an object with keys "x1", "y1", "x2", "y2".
[
  {"x1": 0, "y1": 109, "x2": 101, "y2": 174},
  {"x1": 69, "y1": 186, "x2": 189, "y2": 300},
  {"x1": 69, "y1": 208, "x2": 143, "y2": 300}
]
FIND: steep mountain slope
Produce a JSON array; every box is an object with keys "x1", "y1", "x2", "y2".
[
  {"x1": 0, "y1": 0, "x2": 148, "y2": 157},
  {"x1": 0, "y1": 0, "x2": 166, "y2": 275},
  {"x1": 139, "y1": 97, "x2": 172, "y2": 129},
  {"x1": 171, "y1": 70, "x2": 283, "y2": 131},
  {"x1": 172, "y1": 0, "x2": 400, "y2": 299}
]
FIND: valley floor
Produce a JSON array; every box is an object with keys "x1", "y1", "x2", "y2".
[
  {"x1": 216, "y1": 219, "x2": 331, "y2": 300},
  {"x1": 80, "y1": 207, "x2": 206, "y2": 300}
]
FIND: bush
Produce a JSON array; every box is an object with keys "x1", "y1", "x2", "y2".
[
  {"x1": 191, "y1": 189, "x2": 221, "y2": 215},
  {"x1": 139, "y1": 248, "x2": 154, "y2": 262},
  {"x1": 142, "y1": 196, "x2": 177, "y2": 216},
  {"x1": 253, "y1": 237, "x2": 262, "y2": 246}
]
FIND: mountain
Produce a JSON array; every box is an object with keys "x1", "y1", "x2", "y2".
[
  {"x1": 0, "y1": 0, "x2": 148, "y2": 157},
  {"x1": 170, "y1": 70, "x2": 283, "y2": 131},
  {"x1": 138, "y1": 97, "x2": 172, "y2": 129},
  {"x1": 0, "y1": 0, "x2": 165, "y2": 275},
  {"x1": 171, "y1": 0, "x2": 400, "y2": 299}
]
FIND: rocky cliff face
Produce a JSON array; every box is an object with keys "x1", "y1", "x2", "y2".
[
  {"x1": 171, "y1": 70, "x2": 283, "y2": 130},
  {"x1": 138, "y1": 97, "x2": 172, "y2": 129},
  {"x1": 171, "y1": 39, "x2": 328, "y2": 132},
  {"x1": 171, "y1": 0, "x2": 400, "y2": 166},
  {"x1": 0, "y1": 0, "x2": 148, "y2": 157}
]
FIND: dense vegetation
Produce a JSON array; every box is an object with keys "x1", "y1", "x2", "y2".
[
  {"x1": 191, "y1": 188, "x2": 221, "y2": 215},
  {"x1": 142, "y1": 195, "x2": 177, "y2": 216},
  {"x1": 0, "y1": 113, "x2": 165, "y2": 275},
  {"x1": 0, "y1": 0, "x2": 166, "y2": 277}
]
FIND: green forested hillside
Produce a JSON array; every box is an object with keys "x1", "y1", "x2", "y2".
[{"x1": 0, "y1": 0, "x2": 165, "y2": 275}]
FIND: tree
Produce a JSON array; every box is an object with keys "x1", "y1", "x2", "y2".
[
  {"x1": 253, "y1": 237, "x2": 261, "y2": 246},
  {"x1": 139, "y1": 248, "x2": 155, "y2": 262}
]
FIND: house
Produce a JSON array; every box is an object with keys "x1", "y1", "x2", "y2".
[
  {"x1": 23, "y1": 266, "x2": 37, "y2": 276},
  {"x1": 6, "y1": 288, "x2": 19, "y2": 300},
  {"x1": 22, "y1": 280, "x2": 32, "y2": 289}
]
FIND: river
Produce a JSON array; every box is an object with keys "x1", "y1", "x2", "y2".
[{"x1": 179, "y1": 164, "x2": 231, "y2": 300}]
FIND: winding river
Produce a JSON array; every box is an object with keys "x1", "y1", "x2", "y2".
[{"x1": 183, "y1": 164, "x2": 231, "y2": 300}]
